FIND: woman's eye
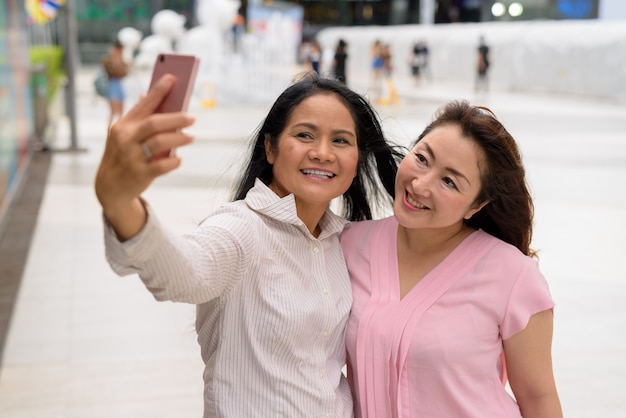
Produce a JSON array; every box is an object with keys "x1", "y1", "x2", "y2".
[
  {"x1": 296, "y1": 132, "x2": 313, "y2": 140},
  {"x1": 333, "y1": 137, "x2": 351, "y2": 145},
  {"x1": 443, "y1": 177, "x2": 458, "y2": 190},
  {"x1": 414, "y1": 152, "x2": 428, "y2": 165}
]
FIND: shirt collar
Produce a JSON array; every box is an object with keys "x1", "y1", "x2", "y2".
[{"x1": 244, "y1": 179, "x2": 347, "y2": 239}]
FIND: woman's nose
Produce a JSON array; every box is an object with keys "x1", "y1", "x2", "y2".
[
  {"x1": 411, "y1": 173, "x2": 433, "y2": 196},
  {"x1": 309, "y1": 140, "x2": 333, "y2": 162}
]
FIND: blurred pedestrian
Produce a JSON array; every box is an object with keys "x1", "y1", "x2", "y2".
[
  {"x1": 475, "y1": 35, "x2": 490, "y2": 93},
  {"x1": 333, "y1": 39, "x2": 348, "y2": 85},
  {"x1": 102, "y1": 38, "x2": 130, "y2": 127},
  {"x1": 379, "y1": 43, "x2": 399, "y2": 106},
  {"x1": 369, "y1": 39, "x2": 385, "y2": 99},
  {"x1": 409, "y1": 40, "x2": 430, "y2": 85},
  {"x1": 231, "y1": 10, "x2": 245, "y2": 53},
  {"x1": 307, "y1": 39, "x2": 322, "y2": 75}
]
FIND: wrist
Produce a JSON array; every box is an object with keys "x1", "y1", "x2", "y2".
[{"x1": 103, "y1": 197, "x2": 148, "y2": 241}]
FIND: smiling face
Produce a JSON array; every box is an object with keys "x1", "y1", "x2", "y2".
[
  {"x1": 265, "y1": 93, "x2": 359, "y2": 218},
  {"x1": 394, "y1": 123, "x2": 488, "y2": 233}
]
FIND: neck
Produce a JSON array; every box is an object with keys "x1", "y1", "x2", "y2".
[
  {"x1": 398, "y1": 223, "x2": 475, "y2": 255},
  {"x1": 297, "y1": 207, "x2": 326, "y2": 238},
  {"x1": 267, "y1": 184, "x2": 326, "y2": 238},
  {"x1": 296, "y1": 202, "x2": 327, "y2": 238}
]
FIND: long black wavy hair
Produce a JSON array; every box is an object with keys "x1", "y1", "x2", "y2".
[{"x1": 232, "y1": 74, "x2": 404, "y2": 221}]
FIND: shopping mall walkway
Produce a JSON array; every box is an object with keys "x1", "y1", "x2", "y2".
[{"x1": 0, "y1": 65, "x2": 625, "y2": 417}]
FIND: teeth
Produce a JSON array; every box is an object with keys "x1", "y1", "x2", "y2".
[
  {"x1": 303, "y1": 169, "x2": 334, "y2": 178},
  {"x1": 406, "y1": 193, "x2": 427, "y2": 209}
]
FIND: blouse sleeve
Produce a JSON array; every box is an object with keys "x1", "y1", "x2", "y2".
[
  {"x1": 104, "y1": 202, "x2": 257, "y2": 304},
  {"x1": 501, "y1": 257, "x2": 555, "y2": 340}
]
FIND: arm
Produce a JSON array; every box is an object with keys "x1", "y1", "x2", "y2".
[
  {"x1": 503, "y1": 309, "x2": 563, "y2": 418},
  {"x1": 104, "y1": 205, "x2": 250, "y2": 303},
  {"x1": 94, "y1": 74, "x2": 195, "y2": 241}
]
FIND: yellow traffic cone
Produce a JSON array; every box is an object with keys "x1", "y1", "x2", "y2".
[{"x1": 201, "y1": 82, "x2": 217, "y2": 109}]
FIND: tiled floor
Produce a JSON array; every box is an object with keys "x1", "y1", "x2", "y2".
[
  {"x1": 0, "y1": 66, "x2": 625, "y2": 417},
  {"x1": 0, "y1": 151, "x2": 51, "y2": 362}
]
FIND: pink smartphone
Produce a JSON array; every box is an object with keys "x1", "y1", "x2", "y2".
[{"x1": 148, "y1": 53, "x2": 200, "y2": 113}]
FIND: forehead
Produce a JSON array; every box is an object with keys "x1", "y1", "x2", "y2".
[
  {"x1": 287, "y1": 93, "x2": 356, "y2": 127},
  {"x1": 416, "y1": 124, "x2": 485, "y2": 171}
]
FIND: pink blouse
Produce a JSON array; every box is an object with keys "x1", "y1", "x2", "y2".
[{"x1": 341, "y1": 217, "x2": 555, "y2": 418}]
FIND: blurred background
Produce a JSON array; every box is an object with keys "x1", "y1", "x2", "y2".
[
  {"x1": 1, "y1": 0, "x2": 625, "y2": 417},
  {"x1": 2, "y1": 0, "x2": 625, "y2": 228}
]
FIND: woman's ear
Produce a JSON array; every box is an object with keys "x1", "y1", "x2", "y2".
[
  {"x1": 464, "y1": 200, "x2": 489, "y2": 220},
  {"x1": 264, "y1": 134, "x2": 275, "y2": 164}
]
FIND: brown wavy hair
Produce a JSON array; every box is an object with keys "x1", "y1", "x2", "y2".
[{"x1": 415, "y1": 100, "x2": 536, "y2": 257}]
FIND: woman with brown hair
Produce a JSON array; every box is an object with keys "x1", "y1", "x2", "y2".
[{"x1": 342, "y1": 100, "x2": 562, "y2": 418}]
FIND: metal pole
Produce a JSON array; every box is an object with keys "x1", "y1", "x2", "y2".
[
  {"x1": 61, "y1": 0, "x2": 82, "y2": 151},
  {"x1": 420, "y1": 0, "x2": 435, "y2": 24}
]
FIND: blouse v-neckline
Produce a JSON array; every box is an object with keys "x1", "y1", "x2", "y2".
[
  {"x1": 354, "y1": 218, "x2": 500, "y2": 418},
  {"x1": 386, "y1": 221, "x2": 480, "y2": 303}
]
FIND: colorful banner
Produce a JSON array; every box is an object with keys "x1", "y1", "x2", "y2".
[{"x1": 25, "y1": 0, "x2": 66, "y2": 25}]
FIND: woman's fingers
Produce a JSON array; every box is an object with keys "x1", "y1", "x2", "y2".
[
  {"x1": 137, "y1": 112, "x2": 196, "y2": 143},
  {"x1": 110, "y1": 73, "x2": 196, "y2": 147},
  {"x1": 141, "y1": 130, "x2": 195, "y2": 162},
  {"x1": 101, "y1": 128, "x2": 194, "y2": 191},
  {"x1": 96, "y1": 115, "x2": 195, "y2": 209},
  {"x1": 125, "y1": 74, "x2": 176, "y2": 119}
]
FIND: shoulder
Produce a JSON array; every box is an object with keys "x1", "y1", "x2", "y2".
[
  {"x1": 342, "y1": 217, "x2": 392, "y2": 238},
  {"x1": 475, "y1": 230, "x2": 542, "y2": 280},
  {"x1": 341, "y1": 217, "x2": 395, "y2": 252},
  {"x1": 203, "y1": 200, "x2": 259, "y2": 223},
  {"x1": 478, "y1": 230, "x2": 529, "y2": 260},
  {"x1": 198, "y1": 201, "x2": 261, "y2": 242}
]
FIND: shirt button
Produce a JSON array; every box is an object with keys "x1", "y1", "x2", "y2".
[
  {"x1": 321, "y1": 329, "x2": 329, "y2": 337},
  {"x1": 322, "y1": 288, "x2": 329, "y2": 294},
  {"x1": 319, "y1": 370, "x2": 326, "y2": 378},
  {"x1": 313, "y1": 245, "x2": 320, "y2": 253}
]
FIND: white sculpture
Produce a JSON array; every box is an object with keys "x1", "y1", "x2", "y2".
[
  {"x1": 178, "y1": 0, "x2": 240, "y2": 105},
  {"x1": 151, "y1": 9, "x2": 187, "y2": 44},
  {"x1": 133, "y1": 9, "x2": 186, "y2": 72},
  {"x1": 117, "y1": 26, "x2": 142, "y2": 63}
]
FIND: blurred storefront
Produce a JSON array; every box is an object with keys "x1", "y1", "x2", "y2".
[
  {"x1": 72, "y1": 1, "x2": 605, "y2": 53},
  {"x1": 268, "y1": 0, "x2": 601, "y2": 27},
  {"x1": 73, "y1": 0, "x2": 196, "y2": 63},
  {"x1": 0, "y1": 0, "x2": 35, "y2": 231}
]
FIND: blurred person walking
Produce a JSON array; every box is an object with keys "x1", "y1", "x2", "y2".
[
  {"x1": 379, "y1": 43, "x2": 399, "y2": 106},
  {"x1": 102, "y1": 38, "x2": 130, "y2": 127},
  {"x1": 307, "y1": 39, "x2": 322, "y2": 75},
  {"x1": 409, "y1": 40, "x2": 430, "y2": 85},
  {"x1": 369, "y1": 39, "x2": 385, "y2": 100},
  {"x1": 333, "y1": 39, "x2": 348, "y2": 85},
  {"x1": 475, "y1": 35, "x2": 490, "y2": 93}
]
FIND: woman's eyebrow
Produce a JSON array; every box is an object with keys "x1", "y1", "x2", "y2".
[{"x1": 423, "y1": 142, "x2": 471, "y2": 186}]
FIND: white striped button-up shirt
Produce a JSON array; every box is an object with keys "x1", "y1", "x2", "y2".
[{"x1": 105, "y1": 180, "x2": 354, "y2": 417}]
